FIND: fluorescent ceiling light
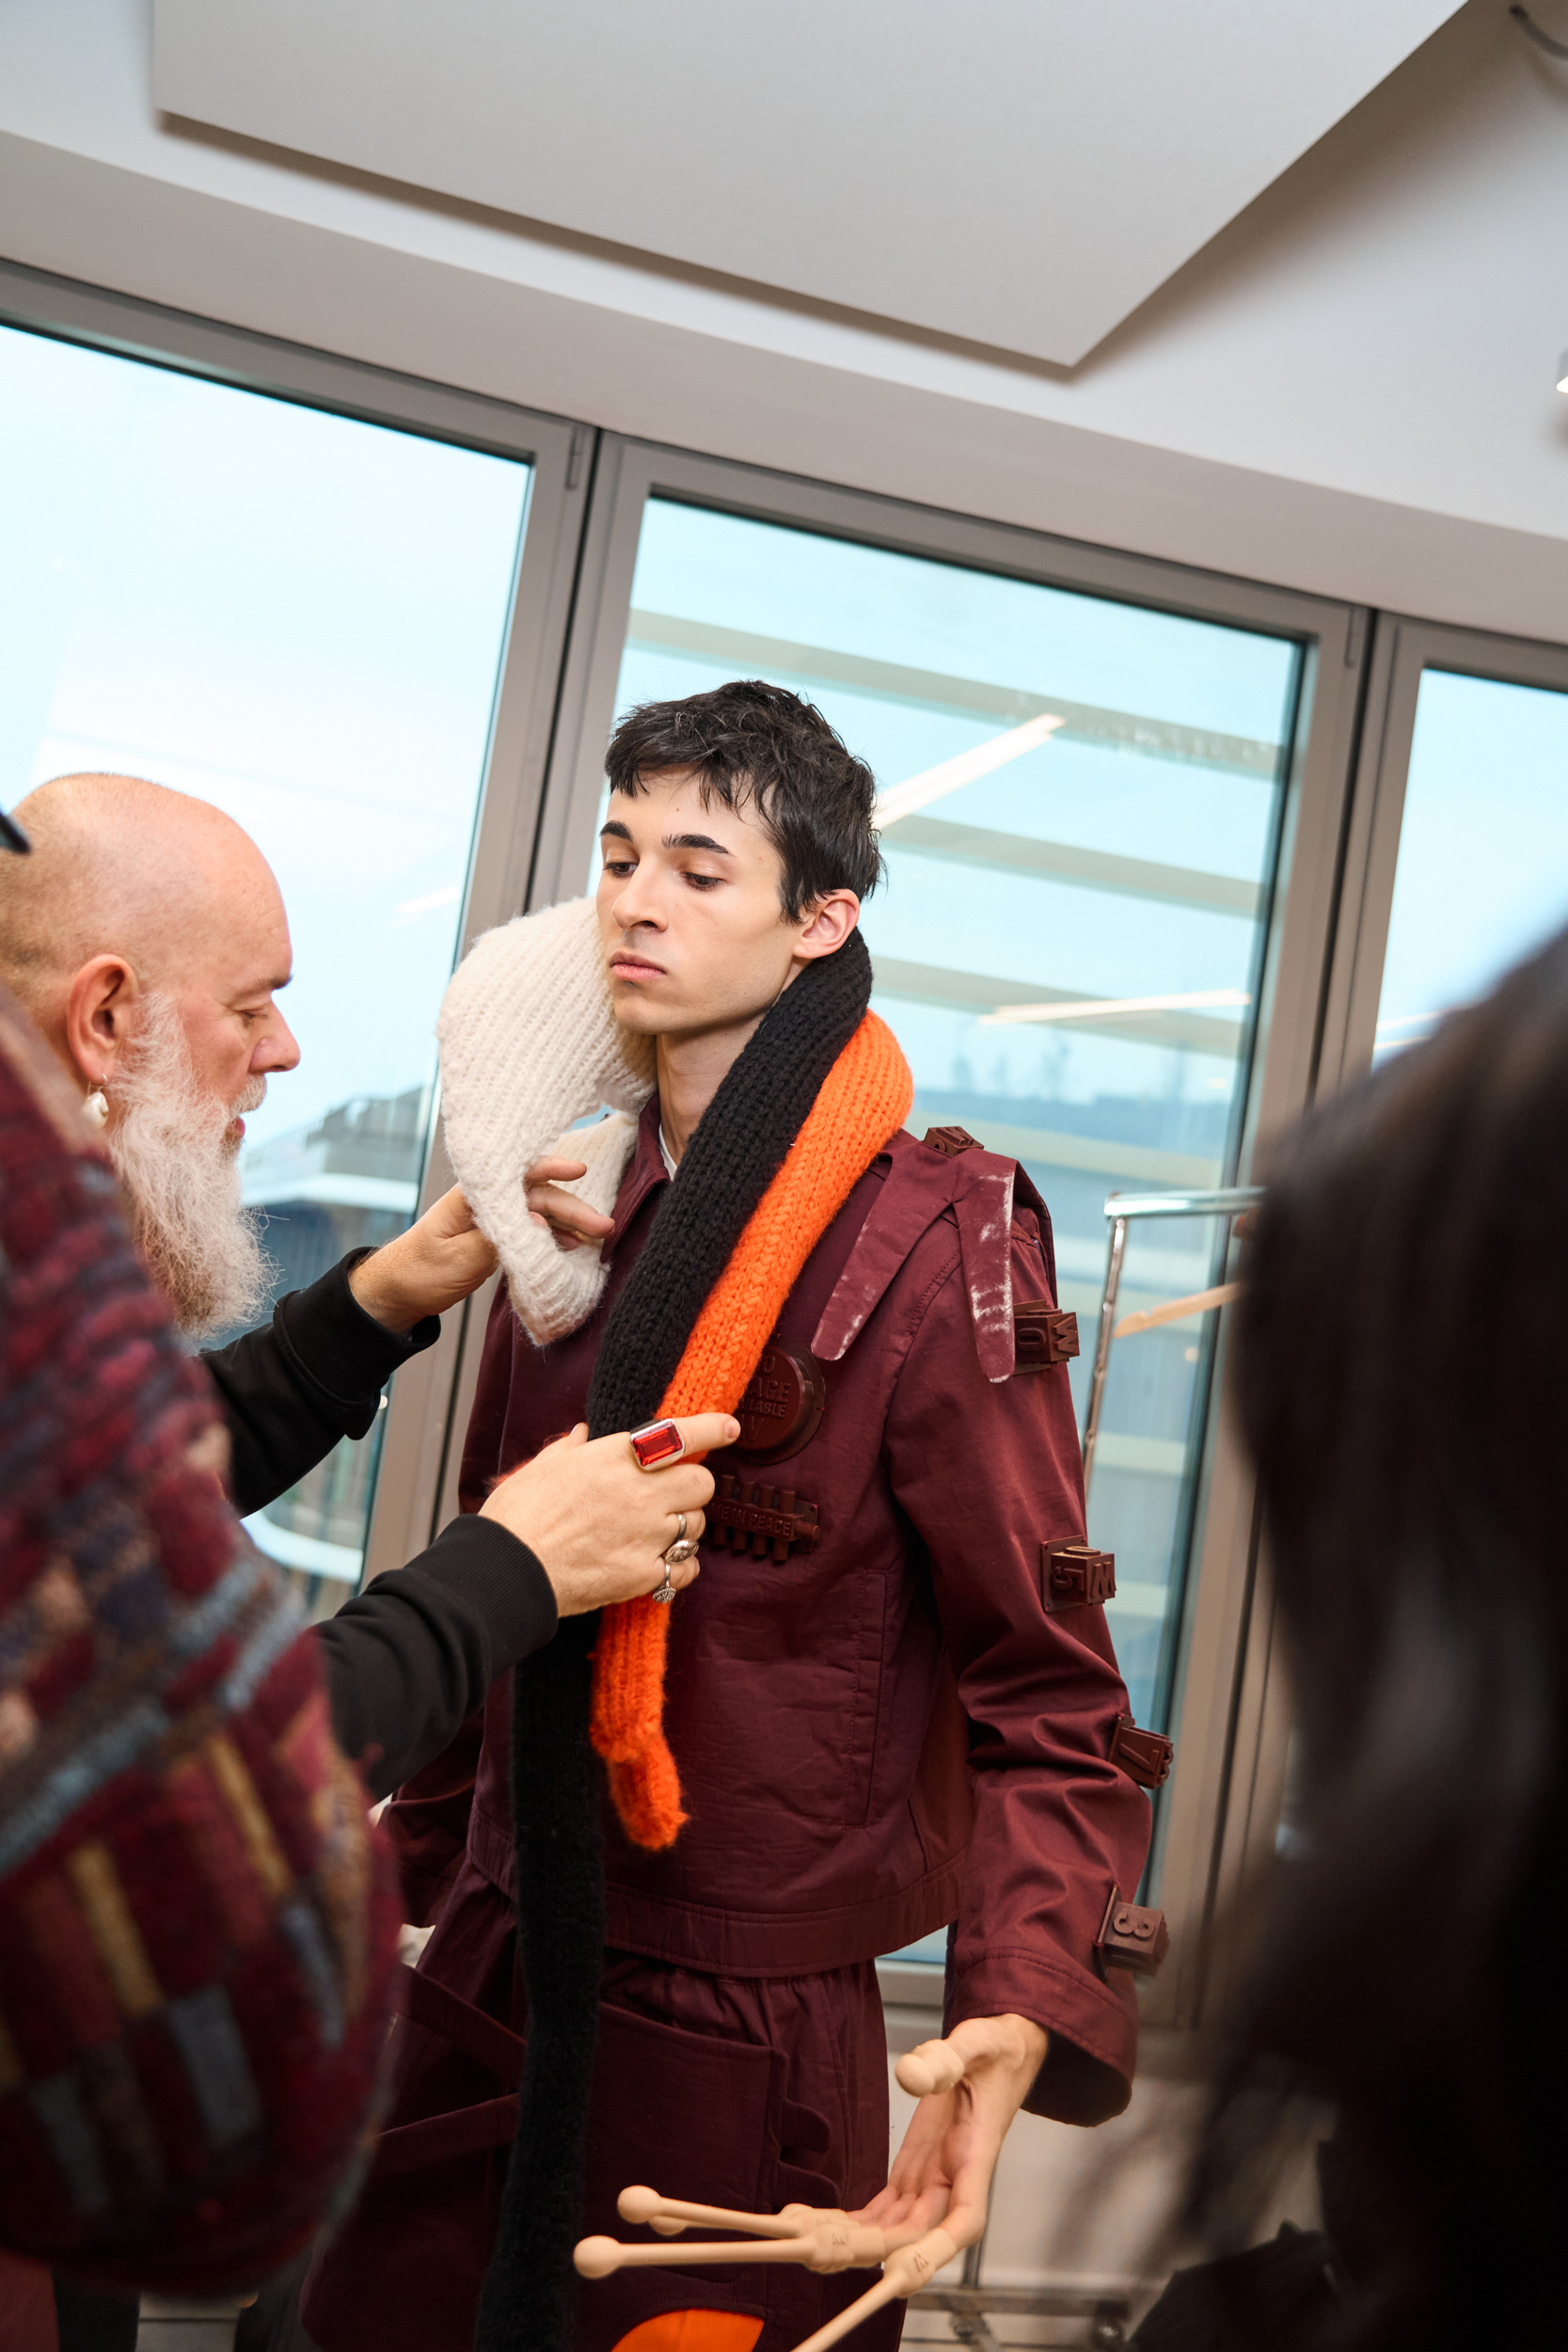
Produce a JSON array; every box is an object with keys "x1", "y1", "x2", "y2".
[
  {"x1": 978, "y1": 987, "x2": 1252, "y2": 1026},
  {"x1": 875, "y1": 713, "x2": 1063, "y2": 829}
]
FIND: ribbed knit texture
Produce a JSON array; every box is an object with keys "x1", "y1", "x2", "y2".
[
  {"x1": 437, "y1": 898, "x2": 657, "y2": 1345},
  {"x1": 474, "y1": 933, "x2": 912, "y2": 2352},
  {"x1": 471, "y1": 1612, "x2": 604, "y2": 2352},
  {"x1": 591, "y1": 1007, "x2": 914, "y2": 1844}
]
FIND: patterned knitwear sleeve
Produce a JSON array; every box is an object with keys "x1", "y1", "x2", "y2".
[{"x1": 0, "y1": 987, "x2": 401, "y2": 2293}]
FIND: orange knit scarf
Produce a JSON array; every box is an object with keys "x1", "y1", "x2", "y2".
[{"x1": 589, "y1": 1009, "x2": 912, "y2": 1848}]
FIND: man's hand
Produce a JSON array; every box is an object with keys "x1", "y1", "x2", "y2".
[
  {"x1": 856, "y1": 2014, "x2": 1049, "y2": 2252},
  {"x1": 480, "y1": 1415, "x2": 738, "y2": 1615},
  {"x1": 349, "y1": 1186, "x2": 499, "y2": 1334},
  {"x1": 525, "y1": 1155, "x2": 617, "y2": 1254}
]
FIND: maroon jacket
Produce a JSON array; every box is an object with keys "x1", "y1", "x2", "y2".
[{"x1": 388, "y1": 1102, "x2": 1151, "y2": 2122}]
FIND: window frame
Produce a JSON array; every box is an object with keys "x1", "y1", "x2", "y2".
[
  {"x1": 1317, "y1": 613, "x2": 1568, "y2": 1098},
  {"x1": 0, "y1": 258, "x2": 597, "y2": 1597},
  {"x1": 0, "y1": 265, "x2": 1403, "y2": 2043},
  {"x1": 1197, "y1": 616, "x2": 1568, "y2": 2029}
]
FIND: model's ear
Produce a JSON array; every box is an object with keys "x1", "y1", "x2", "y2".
[
  {"x1": 63, "y1": 954, "x2": 142, "y2": 1088},
  {"x1": 794, "y1": 891, "x2": 861, "y2": 961}
]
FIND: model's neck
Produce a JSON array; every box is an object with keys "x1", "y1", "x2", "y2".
[{"x1": 656, "y1": 1013, "x2": 767, "y2": 1166}]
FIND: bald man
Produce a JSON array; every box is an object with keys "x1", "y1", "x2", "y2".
[
  {"x1": 0, "y1": 769, "x2": 486, "y2": 1343},
  {"x1": 0, "y1": 773, "x2": 726, "y2": 1804}
]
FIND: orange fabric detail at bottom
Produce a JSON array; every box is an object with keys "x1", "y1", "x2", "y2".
[
  {"x1": 591, "y1": 1009, "x2": 914, "y2": 1850},
  {"x1": 610, "y1": 2312, "x2": 765, "y2": 2352}
]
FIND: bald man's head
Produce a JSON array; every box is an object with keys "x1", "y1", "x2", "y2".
[
  {"x1": 0, "y1": 773, "x2": 278, "y2": 1014},
  {"x1": 0, "y1": 773, "x2": 301, "y2": 1335},
  {"x1": 0, "y1": 772, "x2": 297, "y2": 1102}
]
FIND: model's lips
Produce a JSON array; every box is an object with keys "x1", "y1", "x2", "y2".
[
  {"x1": 229, "y1": 1116, "x2": 245, "y2": 1143},
  {"x1": 610, "y1": 954, "x2": 667, "y2": 982}
]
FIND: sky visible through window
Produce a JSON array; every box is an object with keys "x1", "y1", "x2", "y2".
[
  {"x1": 0, "y1": 322, "x2": 531, "y2": 1597},
  {"x1": 0, "y1": 323, "x2": 529, "y2": 1150},
  {"x1": 1375, "y1": 668, "x2": 1568, "y2": 1061}
]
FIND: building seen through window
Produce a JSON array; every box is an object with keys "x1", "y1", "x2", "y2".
[{"x1": 236, "y1": 1085, "x2": 432, "y2": 1614}]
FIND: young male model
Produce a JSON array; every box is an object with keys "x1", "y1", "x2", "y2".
[{"x1": 303, "y1": 682, "x2": 1160, "y2": 2352}]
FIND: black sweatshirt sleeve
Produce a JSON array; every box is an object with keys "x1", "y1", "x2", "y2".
[
  {"x1": 314, "y1": 1515, "x2": 559, "y2": 1803},
  {"x1": 201, "y1": 1251, "x2": 440, "y2": 1519}
]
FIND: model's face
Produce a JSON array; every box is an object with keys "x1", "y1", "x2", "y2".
[{"x1": 595, "y1": 771, "x2": 830, "y2": 1040}]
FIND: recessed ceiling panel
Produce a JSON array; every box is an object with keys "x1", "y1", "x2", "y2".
[{"x1": 152, "y1": 0, "x2": 1463, "y2": 366}]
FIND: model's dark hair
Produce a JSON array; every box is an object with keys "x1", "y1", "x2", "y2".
[
  {"x1": 605, "y1": 678, "x2": 882, "y2": 921},
  {"x1": 1183, "y1": 924, "x2": 1568, "y2": 2349}
]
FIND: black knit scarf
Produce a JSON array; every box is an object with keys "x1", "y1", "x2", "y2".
[{"x1": 473, "y1": 931, "x2": 874, "y2": 2352}]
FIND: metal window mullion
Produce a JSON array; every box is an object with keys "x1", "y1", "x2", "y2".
[
  {"x1": 1316, "y1": 613, "x2": 1568, "y2": 1099},
  {"x1": 363, "y1": 429, "x2": 600, "y2": 1583}
]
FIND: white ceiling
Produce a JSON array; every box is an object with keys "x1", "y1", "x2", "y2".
[{"x1": 151, "y1": 0, "x2": 1464, "y2": 368}]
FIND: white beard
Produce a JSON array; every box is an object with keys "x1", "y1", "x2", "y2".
[{"x1": 108, "y1": 993, "x2": 275, "y2": 1340}]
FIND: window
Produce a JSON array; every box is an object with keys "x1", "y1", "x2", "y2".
[
  {"x1": 0, "y1": 320, "x2": 531, "y2": 1613},
  {"x1": 1374, "y1": 667, "x2": 1568, "y2": 1061},
  {"x1": 0, "y1": 276, "x2": 1373, "y2": 2038},
  {"x1": 597, "y1": 496, "x2": 1304, "y2": 1731}
]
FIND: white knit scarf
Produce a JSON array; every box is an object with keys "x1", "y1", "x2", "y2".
[{"x1": 436, "y1": 898, "x2": 655, "y2": 1344}]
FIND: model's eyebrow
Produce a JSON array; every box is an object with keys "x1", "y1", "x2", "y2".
[
  {"x1": 232, "y1": 971, "x2": 293, "y2": 1001},
  {"x1": 664, "y1": 832, "x2": 733, "y2": 856},
  {"x1": 597, "y1": 819, "x2": 735, "y2": 857}
]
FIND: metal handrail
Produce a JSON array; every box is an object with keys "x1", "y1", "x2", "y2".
[
  {"x1": 1081, "y1": 1184, "x2": 1263, "y2": 1493},
  {"x1": 1090, "y1": 1184, "x2": 1261, "y2": 1222}
]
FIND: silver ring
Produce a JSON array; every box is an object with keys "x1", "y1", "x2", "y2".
[
  {"x1": 652, "y1": 1575, "x2": 675, "y2": 1604},
  {"x1": 661, "y1": 1510, "x2": 700, "y2": 1569}
]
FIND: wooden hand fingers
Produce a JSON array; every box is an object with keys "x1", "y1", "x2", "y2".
[
  {"x1": 577, "y1": 2221, "x2": 895, "y2": 2278},
  {"x1": 614, "y1": 2185, "x2": 818, "y2": 2240},
  {"x1": 895, "y1": 2037, "x2": 968, "y2": 2098}
]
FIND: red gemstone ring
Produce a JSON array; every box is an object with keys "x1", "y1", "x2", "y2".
[{"x1": 628, "y1": 1418, "x2": 686, "y2": 1470}]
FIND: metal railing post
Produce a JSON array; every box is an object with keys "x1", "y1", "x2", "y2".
[
  {"x1": 1080, "y1": 1185, "x2": 1263, "y2": 1507},
  {"x1": 1081, "y1": 1209, "x2": 1128, "y2": 1492}
]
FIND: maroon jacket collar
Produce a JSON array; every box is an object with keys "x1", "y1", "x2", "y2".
[{"x1": 605, "y1": 1095, "x2": 669, "y2": 1255}]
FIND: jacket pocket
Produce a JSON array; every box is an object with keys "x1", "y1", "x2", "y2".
[{"x1": 577, "y1": 2004, "x2": 787, "y2": 2352}]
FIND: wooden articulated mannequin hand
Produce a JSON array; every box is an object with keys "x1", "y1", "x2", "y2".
[
  {"x1": 574, "y1": 2019, "x2": 1047, "y2": 2352},
  {"x1": 864, "y1": 2014, "x2": 1050, "y2": 2257}
]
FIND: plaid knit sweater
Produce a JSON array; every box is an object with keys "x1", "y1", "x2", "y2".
[{"x1": 0, "y1": 985, "x2": 400, "y2": 2291}]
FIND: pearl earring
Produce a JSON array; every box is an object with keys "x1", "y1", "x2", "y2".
[{"x1": 84, "y1": 1082, "x2": 109, "y2": 1128}]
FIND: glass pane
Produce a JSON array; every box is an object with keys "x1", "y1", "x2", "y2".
[
  {"x1": 1375, "y1": 668, "x2": 1568, "y2": 1063},
  {"x1": 600, "y1": 498, "x2": 1302, "y2": 1742},
  {"x1": 0, "y1": 324, "x2": 531, "y2": 1616}
]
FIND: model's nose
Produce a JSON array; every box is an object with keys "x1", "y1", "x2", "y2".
[{"x1": 612, "y1": 882, "x2": 665, "y2": 933}]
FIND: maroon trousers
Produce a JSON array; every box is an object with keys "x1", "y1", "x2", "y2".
[{"x1": 301, "y1": 1856, "x2": 903, "y2": 2352}]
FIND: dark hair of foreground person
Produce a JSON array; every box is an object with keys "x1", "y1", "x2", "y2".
[{"x1": 1166, "y1": 922, "x2": 1568, "y2": 2352}]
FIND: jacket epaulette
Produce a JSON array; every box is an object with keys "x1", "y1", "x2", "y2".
[{"x1": 812, "y1": 1124, "x2": 1055, "y2": 1382}]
